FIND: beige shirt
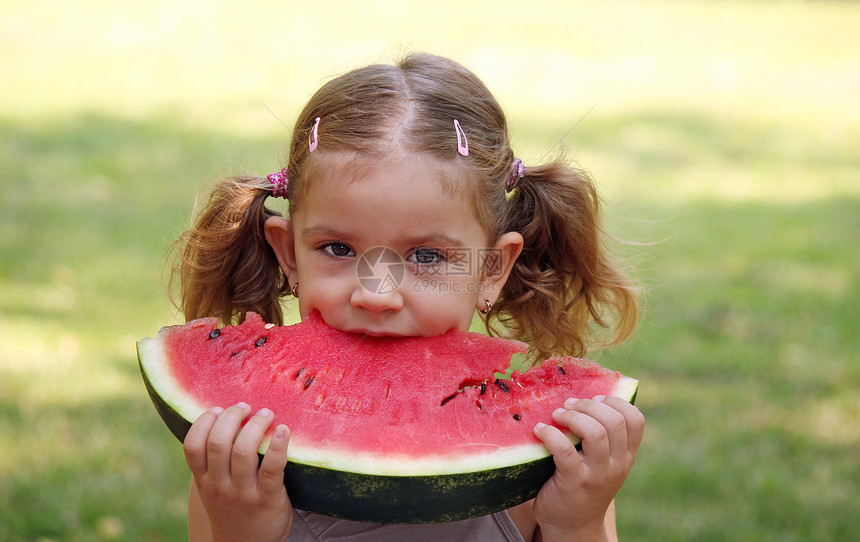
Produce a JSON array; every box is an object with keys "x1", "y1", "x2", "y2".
[{"x1": 288, "y1": 509, "x2": 525, "y2": 542}]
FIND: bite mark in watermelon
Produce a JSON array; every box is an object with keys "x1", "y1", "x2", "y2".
[{"x1": 137, "y1": 312, "x2": 638, "y2": 523}]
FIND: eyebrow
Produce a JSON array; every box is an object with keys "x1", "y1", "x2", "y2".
[
  {"x1": 301, "y1": 224, "x2": 351, "y2": 239},
  {"x1": 401, "y1": 233, "x2": 467, "y2": 248}
]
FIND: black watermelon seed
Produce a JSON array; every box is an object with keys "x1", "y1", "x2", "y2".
[
  {"x1": 440, "y1": 393, "x2": 458, "y2": 406},
  {"x1": 499, "y1": 381, "x2": 510, "y2": 393},
  {"x1": 494, "y1": 378, "x2": 500, "y2": 386},
  {"x1": 558, "y1": 365, "x2": 566, "y2": 375},
  {"x1": 513, "y1": 413, "x2": 521, "y2": 421},
  {"x1": 295, "y1": 367, "x2": 305, "y2": 379},
  {"x1": 255, "y1": 336, "x2": 267, "y2": 347},
  {"x1": 208, "y1": 329, "x2": 221, "y2": 340},
  {"x1": 480, "y1": 382, "x2": 486, "y2": 395},
  {"x1": 304, "y1": 376, "x2": 314, "y2": 389}
]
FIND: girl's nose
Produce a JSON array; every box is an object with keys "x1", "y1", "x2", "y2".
[{"x1": 349, "y1": 282, "x2": 405, "y2": 313}]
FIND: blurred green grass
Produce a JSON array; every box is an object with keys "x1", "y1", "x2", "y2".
[{"x1": 2, "y1": 1, "x2": 859, "y2": 540}]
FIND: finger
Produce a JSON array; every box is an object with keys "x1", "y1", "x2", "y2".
[
  {"x1": 183, "y1": 407, "x2": 223, "y2": 476},
  {"x1": 205, "y1": 402, "x2": 252, "y2": 479},
  {"x1": 599, "y1": 395, "x2": 645, "y2": 456},
  {"x1": 565, "y1": 397, "x2": 630, "y2": 462},
  {"x1": 533, "y1": 419, "x2": 585, "y2": 480},
  {"x1": 230, "y1": 408, "x2": 275, "y2": 488},
  {"x1": 553, "y1": 402, "x2": 612, "y2": 470},
  {"x1": 258, "y1": 424, "x2": 290, "y2": 496}
]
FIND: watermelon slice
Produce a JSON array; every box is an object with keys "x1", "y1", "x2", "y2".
[{"x1": 137, "y1": 312, "x2": 638, "y2": 524}]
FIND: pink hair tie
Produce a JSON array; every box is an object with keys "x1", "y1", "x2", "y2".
[
  {"x1": 267, "y1": 167, "x2": 290, "y2": 199},
  {"x1": 507, "y1": 158, "x2": 525, "y2": 192}
]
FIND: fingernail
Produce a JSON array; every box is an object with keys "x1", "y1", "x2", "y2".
[
  {"x1": 553, "y1": 407, "x2": 566, "y2": 417},
  {"x1": 235, "y1": 402, "x2": 250, "y2": 410},
  {"x1": 209, "y1": 406, "x2": 224, "y2": 415},
  {"x1": 594, "y1": 395, "x2": 606, "y2": 402},
  {"x1": 274, "y1": 425, "x2": 288, "y2": 439},
  {"x1": 256, "y1": 408, "x2": 272, "y2": 417},
  {"x1": 564, "y1": 398, "x2": 580, "y2": 408},
  {"x1": 534, "y1": 422, "x2": 547, "y2": 431}
]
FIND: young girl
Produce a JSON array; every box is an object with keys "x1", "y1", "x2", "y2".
[{"x1": 172, "y1": 53, "x2": 644, "y2": 542}]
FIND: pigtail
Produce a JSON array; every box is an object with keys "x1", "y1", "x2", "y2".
[
  {"x1": 170, "y1": 175, "x2": 289, "y2": 325},
  {"x1": 493, "y1": 158, "x2": 639, "y2": 362}
]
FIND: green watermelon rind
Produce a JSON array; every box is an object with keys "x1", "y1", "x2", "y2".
[{"x1": 137, "y1": 324, "x2": 639, "y2": 524}]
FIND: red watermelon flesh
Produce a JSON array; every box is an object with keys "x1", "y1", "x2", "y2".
[{"x1": 140, "y1": 311, "x2": 638, "y2": 476}]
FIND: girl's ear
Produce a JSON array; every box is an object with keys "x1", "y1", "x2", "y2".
[
  {"x1": 478, "y1": 231, "x2": 523, "y2": 308},
  {"x1": 264, "y1": 216, "x2": 298, "y2": 284}
]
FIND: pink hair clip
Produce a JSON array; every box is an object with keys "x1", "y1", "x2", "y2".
[
  {"x1": 308, "y1": 116, "x2": 321, "y2": 152},
  {"x1": 506, "y1": 158, "x2": 525, "y2": 192},
  {"x1": 267, "y1": 167, "x2": 290, "y2": 199},
  {"x1": 454, "y1": 119, "x2": 469, "y2": 156}
]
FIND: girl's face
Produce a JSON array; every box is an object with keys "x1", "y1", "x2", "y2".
[{"x1": 267, "y1": 152, "x2": 522, "y2": 337}]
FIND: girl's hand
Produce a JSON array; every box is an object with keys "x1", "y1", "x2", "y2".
[
  {"x1": 532, "y1": 396, "x2": 644, "y2": 541},
  {"x1": 183, "y1": 403, "x2": 292, "y2": 542}
]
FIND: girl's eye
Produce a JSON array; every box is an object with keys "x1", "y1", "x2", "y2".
[
  {"x1": 409, "y1": 247, "x2": 445, "y2": 266},
  {"x1": 322, "y1": 243, "x2": 355, "y2": 257}
]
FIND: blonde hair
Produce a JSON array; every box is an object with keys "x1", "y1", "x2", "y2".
[{"x1": 171, "y1": 53, "x2": 639, "y2": 361}]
